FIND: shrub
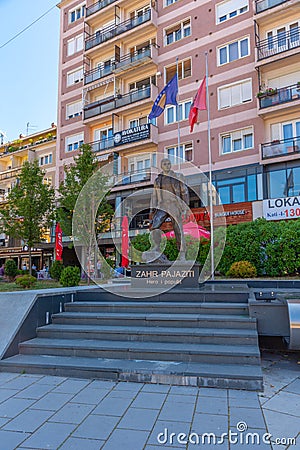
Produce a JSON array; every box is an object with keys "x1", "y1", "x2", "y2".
[
  {"x1": 226, "y1": 261, "x2": 257, "y2": 278},
  {"x1": 15, "y1": 275, "x2": 36, "y2": 289},
  {"x1": 60, "y1": 266, "x2": 81, "y2": 287},
  {"x1": 50, "y1": 260, "x2": 64, "y2": 281},
  {"x1": 5, "y1": 259, "x2": 18, "y2": 281}
]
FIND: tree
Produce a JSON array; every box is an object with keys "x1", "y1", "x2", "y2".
[{"x1": 0, "y1": 160, "x2": 55, "y2": 274}]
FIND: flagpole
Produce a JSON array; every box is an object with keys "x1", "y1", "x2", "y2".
[
  {"x1": 205, "y1": 51, "x2": 215, "y2": 281},
  {"x1": 176, "y1": 57, "x2": 181, "y2": 170}
]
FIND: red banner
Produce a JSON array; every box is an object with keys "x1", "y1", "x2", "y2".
[
  {"x1": 121, "y1": 216, "x2": 129, "y2": 268},
  {"x1": 55, "y1": 223, "x2": 63, "y2": 261}
]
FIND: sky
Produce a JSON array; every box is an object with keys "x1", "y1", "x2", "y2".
[{"x1": 0, "y1": 0, "x2": 60, "y2": 142}]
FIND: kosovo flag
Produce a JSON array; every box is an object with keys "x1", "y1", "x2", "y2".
[{"x1": 149, "y1": 74, "x2": 178, "y2": 119}]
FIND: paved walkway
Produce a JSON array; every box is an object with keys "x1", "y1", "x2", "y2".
[{"x1": 0, "y1": 352, "x2": 298, "y2": 450}]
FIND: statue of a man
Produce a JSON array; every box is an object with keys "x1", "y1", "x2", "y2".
[{"x1": 150, "y1": 158, "x2": 189, "y2": 260}]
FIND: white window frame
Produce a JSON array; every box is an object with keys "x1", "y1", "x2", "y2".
[
  {"x1": 165, "y1": 99, "x2": 192, "y2": 125},
  {"x1": 164, "y1": 19, "x2": 191, "y2": 46},
  {"x1": 67, "y1": 67, "x2": 84, "y2": 87},
  {"x1": 66, "y1": 133, "x2": 84, "y2": 152},
  {"x1": 218, "y1": 78, "x2": 252, "y2": 109},
  {"x1": 220, "y1": 127, "x2": 254, "y2": 155},
  {"x1": 67, "y1": 34, "x2": 84, "y2": 56},
  {"x1": 218, "y1": 36, "x2": 250, "y2": 66},
  {"x1": 216, "y1": 0, "x2": 249, "y2": 24},
  {"x1": 39, "y1": 153, "x2": 53, "y2": 166},
  {"x1": 66, "y1": 100, "x2": 82, "y2": 119},
  {"x1": 69, "y1": 3, "x2": 85, "y2": 24},
  {"x1": 165, "y1": 0, "x2": 179, "y2": 6},
  {"x1": 166, "y1": 142, "x2": 193, "y2": 163}
]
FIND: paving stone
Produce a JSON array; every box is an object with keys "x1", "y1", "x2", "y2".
[
  {"x1": 3, "y1": 408, "x2": 53, "y2": 433},
  {"x1": 228, "y1": 390, "x2": 259, "y2": 400},
  {"x1": 71, "y1": 388, "x2": 109, "y2": 405},
  {"x1": 145, "y1": 446, "x2": 183, "y2": 450},
  {"x1": 229, "y1": 395, "x2": 260, "y2": 409},
  {"x1": 229, "y1": 406, "x2": 266, "y2": 430},
  {"x1": 0, "y1": 377, "x2": 36, "y2": 390},
  {"x1": 169, "y1": 386, "x2": 199, "y2": 395},
  {"x1": 51, "y1": 379, "x2": 91, "y2": 394},
  {"x1": 89, "y1": 380, "x2": 116, "y2": 390},
  {"x1": 0, "y1": 373, "x2": 18, "y2": 385},
  {"x1": 141, "y1": 384, "x2": 171, "y2": 394},
  {"x1": 102, "y1": 428, "x2": 149, "y2": 450},
  {"x1": 20, "y1": 422, "x2": 76, "y2": 449},
  {"x1": 263, "y1": 391, "x2": 300, "y2": 417},
  {"x1": 0, "y1": 430, "x2": 29, "y2": 450},
  {"x1": 14, "y1": 383, "x2": 53, "y2": 400},
  {"x1": 108, "y1": 389, "x2": 137, "y2": 399},
  {"x1": 131, "y1": 392, "x2": 167, "y2": 410},
  {"x1": 48, "y1": 403, "x2": 94, "y2": 424},
  {"x1": 73, "y1": 415, "x2": 119, "y2": 440},
  {"x1": 31, "y1": 393, "x2": 74, "y2": 411},
  {"x1": 93, "y1": 396, "x2": 133, "y2": 416},
  {"x1": 166, "y1": 394, "x2": 196, "y2": 404},
  {"x1": 196, "y1": 396, "x2": 228, "y2": 415},
  {"x1": 112, "y1": 382, "x2": 143, "y2": 393},
  {"x1": 188, "y1": 439, "x2": 229, "y2": 450},
  {"x1": 36, "y1": 375, "x2": 67, "y2": 386},
  {"x1": 198, "y1": 388, "x2": 227, "y2": 398},
  {"x1": 59, "y1": 436, "x2": 105, "y2": 450},
  {"x1": 159, "y1": 402, "x2": 195, "y2": 423},
  {"x1": 147, "y1": 420, "x2": 191, "y2": 446},
  {"x1": 0, "y1": 389, "x2": 20, "y2": 404},
  {"x1": 118, "y1": 407, "x2": 159, "y2": 431},
  {"x1": 192, "y1": 413, "x2": 228, "y2": 438},
  {"x1": 263, "y1": 409, "x2": 300, "y2": 443},
  {"x1": 0, "y1": 398, "x2": 35, "y2": 418},
  {"x1": 0, "y1": 417, "x2": 9, "y2": 428}
]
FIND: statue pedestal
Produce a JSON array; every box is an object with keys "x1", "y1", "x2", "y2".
[{"x1": 131, "y1": 263, "x2": 200, "y2": 289}]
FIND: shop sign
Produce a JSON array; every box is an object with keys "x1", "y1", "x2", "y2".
[
  {"x1": 114, "y1": 124, "x2": 150, "y2": 147},
  {"x1": 263, "y1": 196, "x2": 300, "y2": 220}
]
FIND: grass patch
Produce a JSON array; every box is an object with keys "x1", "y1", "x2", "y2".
[{"x1": 0, "y1": 279, "x2": 61, "y2": 292}]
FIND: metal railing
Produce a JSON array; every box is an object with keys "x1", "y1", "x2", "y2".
[
  {"x1": 90, "y1": 137, "x2": 114, "y2": 152},
  {"x1": 261, "y1": 136, "x2": 300, "y2": 159},
  {"x1": 84, "y1": 45, "x2": 155, "y2": 85},
  {"x1": 257, "y1": 27, "x2": 300, "y2": 60},
  {"x1": 84, "y1": 85, "x2": 152, "y2": 120},
  {"x1": 86, "y1": 0, "x2": 117, "y2": 17},
  {"x1": 85, "y1": 9, "x2": 151, "y2": 51},
  {"x1": 259, "y1": 83, "x2": 300, "y2": 108},
  {"x1": 0, "y1": 168, "x2": 21, "y2": 181},
  {"x1": 256, "y1": 0, "x2": 289, "y2": 13},
  {"x1": 114, "y1": 169, "x2": 151, "y2": 186}
]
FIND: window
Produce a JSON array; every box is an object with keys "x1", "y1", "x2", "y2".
[
  {"x1": 69, "y1": 4, "x2": 85, "y2": 23},
  {"x1": 129, "y1": 117, "x2": 148, "y2": 128},
  {"x1": 39, "y1": 157, "x2": 44, "y2": 166},
  {"x1": 166, "y1": 142, "x2": 193, "y2": 163},
  {"x1": 218, "y1": 37, "x2": 249, "y2": 65},
  {"x1": 67, "y1": 34, "x2": 83, "y2": 56},
  {"x1": 39, "y1": 154, "x2": 52, "y2": 166},
  {"x1": 216, "y1": 0, "x2": 248, "y2": 24},
  {"x1": 165, "y1": 59, "x2": 192, "y2": 83},
  {"x1": 220, "y1": 127, "x2": 253, "y2": 154},
  {"x1": 66, "y1": 133, "x2": 84, "y2": 152},
  {"x1": 165, "y1": 19, "x2": 191, "y2": 46},
  {"x1": 66, "y1": 100, "x2": 82, "y2": 119},
  {"x1": 165, "y1": 99, "x2": 192, "y2": 124},
  {"x1": 218, "y1": 79, "x2": 252, "y2": 109},
  {"x1": 266, "y1": 22, "x2": 300, "y2": 53},
  {"x1": 165, "y1": 0, "x2": 179, "y2": 5},
  {"x1": 67, "y1": 67, "x2": 83, "y2": 86},
  {"x1": 266, "y1": 165, "x2": 300, "y2": 199}
]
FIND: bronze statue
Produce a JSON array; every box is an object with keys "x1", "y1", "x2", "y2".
[{"x1": 150, "y1": 158, "x2": 189, "y2": 260}]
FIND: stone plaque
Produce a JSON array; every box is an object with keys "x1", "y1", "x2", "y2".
[{"x1": 131, "y1": 264, "x2": 200, "y2": 289}]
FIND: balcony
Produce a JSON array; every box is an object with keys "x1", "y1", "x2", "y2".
[
  {"x1": 257, "y1": 27, "x2": 300, "y2": 60},
  {"x1": 90, "y1": 136, "x2": 114, "y2": 153},
  {"x1": 86, "y1": 0, "x2": 117, "y2": 17},
  {"x1": 115, "y1": 169, "x2": 151, "y2": 186},
  {"x1": 84, "y1": 84, "x2": 153, "y2": 120},
  {"x1": 259, "y1": 84, "x2": 300, "y2": 109},
  {"x1": 84, "y1": 44, "x2": 157, "y2": 86},
  {"x1": 0, "y1": 168, "x2": 21, "y2": 181},
  {"x1": 85, "y1": 10, "x2": 151, "y2": 51},
  {"x1": 261, "y1": 136, "x2": 300, "y2": 159},
  {"x1": 255, "y1": 0, "x2": 289, "y2": 13}
]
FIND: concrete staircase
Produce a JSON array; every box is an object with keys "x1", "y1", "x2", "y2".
[{"x1": 0, "y1": 289, "x2": 263, "y2": 390}]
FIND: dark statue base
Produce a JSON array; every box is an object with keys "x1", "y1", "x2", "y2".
[{"x1": 131, "y1": 263, "x2": 200, "y2": 289}]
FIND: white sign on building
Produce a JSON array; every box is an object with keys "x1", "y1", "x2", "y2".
[{"x1": 263, "y1": 196, "x2": 300, "y2": 221}]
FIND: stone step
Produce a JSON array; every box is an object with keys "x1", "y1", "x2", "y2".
[
  {"x1": 0, "y1": 354, "x2": 263, "y2": 391},
  {"x1": 65, "y1": 301, "x2": 249, "y2": 315},
  {"x1": 52, "y1": 312, "x2": 256, "y2": 329},
  {"x1": 37, "y1": 323, "x2": 258, "y2": 345},
  {"x1": 19, "y1": 338, "x2": 260, "y2": 365}
]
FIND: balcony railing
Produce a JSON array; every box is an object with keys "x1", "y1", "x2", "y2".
[
  {"x1": 86, "y1": 0, "x2": 117, "y2": 17},
  {"x1": 90, "y1": 136, "x2": 114, "y2": 153},
  {"x1": 115, "y1": 169, "x2": 151, "y2": 186},
  {"x1": 85, "y1": 9, "x2": 151, "y2": 51},
  {"x1": 261, "y1": 136, "x2": 300, "y2": 159},
  {"x1": 259, "y1": 84, "x2": 300, "y2": 108},
  {"x1": 257, "y1": 27, "x2": 300, "y2": 60},
  {"x1": 84, "y1": 85, "x2": 152, "y2": 120},
  {"x1": 256, "y1": 0, "x2": 289, "y2": 13},
  {"x1": 0, "y1": 168, "x2": 21, "y2": 181},
  {"x1": 84, "y1": 45, "x2": 156, "y2": 85}
]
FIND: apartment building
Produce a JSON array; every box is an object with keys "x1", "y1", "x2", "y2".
[
  {"x1": 0, "y1": 125, "x2": 57, "y2": 268},
  {"x1": 56, "y1": 0, "x2": 300, "y2": 258}
]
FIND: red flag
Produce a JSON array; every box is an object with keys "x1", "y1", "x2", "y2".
[
  {"x1": 189, "y1": 77, "x2": 207, "y2": 132},
  {"x1": 121, "y1": 216, "x2": 129, "y2": 268},
  {"x1": 55, "y1": 223, "x2": 63, "y2": 261}
]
